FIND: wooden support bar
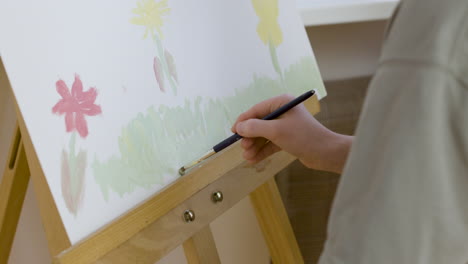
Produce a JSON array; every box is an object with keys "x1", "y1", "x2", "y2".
[
  {"x1": 53, "y1": 143, "x2": 244, "y2": 264},
  {"x1": 0, "y1": 128, "x2": 30, "y2": 264},
  {"x1": 183, "y1": 226, "x2": 221, "y2": 264},
  {"x1": 56, "y1": 147, "x2": 296, "y2": 264},
  {"x1": 250, "y1": 178, "x2": 304, "y2": 264}
]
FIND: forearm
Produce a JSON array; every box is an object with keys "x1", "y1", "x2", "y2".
[
  {"x1": 301, "y1": 132, "x2": 353, "y2": 174},
  {"x1": 324, "y1": 133, "x2": 353, "y2": 174}
]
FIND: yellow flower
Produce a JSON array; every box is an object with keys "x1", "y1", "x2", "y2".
[
  {"x1": 130, "y1": 0, "x2": 170, "y2": 39},
  {"x1": 252, "y1": 0, "x2": 283, "y2": 47}
]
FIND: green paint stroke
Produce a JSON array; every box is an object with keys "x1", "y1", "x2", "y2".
[
  {"x1": 92, "y1": 56, "x2": 325, "y2": 200},
  {"x1": 62, "y1": 132, "x2": 87, "y2": 216}
]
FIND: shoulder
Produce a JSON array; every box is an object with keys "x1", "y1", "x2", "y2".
[{"x1": 381, "y1": 0, "x2": 468, "y2": 87}]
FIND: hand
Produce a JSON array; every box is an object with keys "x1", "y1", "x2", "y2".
[{"x1": 231, "y1": 94, "x2": 352, "y2": 174}]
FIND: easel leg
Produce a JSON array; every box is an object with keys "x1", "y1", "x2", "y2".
[
  {"x1": 0, "y1": 127, "x2": 30, "y2": 264},
  {"x1": 250, "y1": 178, "x2": 304, "y2": 264},
  {"x1": 0, "y1": 56, "x2": 71, "y2": 256},
  {"x1": 16, "y1": 114, "x2": 71, "y2": 256},
  {"x1": 183, "y1": 225, "x2": 221, "y2": 264}
]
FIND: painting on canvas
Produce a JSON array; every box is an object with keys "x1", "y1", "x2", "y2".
[{"x1": 0, "y1": 0, "x2": 326, "y2": 243}]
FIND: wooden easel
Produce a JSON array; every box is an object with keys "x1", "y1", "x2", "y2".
[{"x1": 0, "y1": 57, "x2": 320, "y2": 264}]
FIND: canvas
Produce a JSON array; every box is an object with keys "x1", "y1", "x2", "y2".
[{"x1": 0, "y1": 0, "x2": 326, "y2": 243}]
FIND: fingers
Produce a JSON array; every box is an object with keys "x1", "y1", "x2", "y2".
[
  {"x1": 242, "y1": 138, "x2": 268, "y2": 159},
  {"x1": 235, "y1": 119, "x2": 279, "y2": 140},
  {"x1": 244, "y1": 142, "x2": 280, "y2": 164},
  {"x1": 241, "y1": 138, "x2": 255, "y2": 149},
  {"x1": 231, "y1": 94, "x2": 294, "y2": 132}
]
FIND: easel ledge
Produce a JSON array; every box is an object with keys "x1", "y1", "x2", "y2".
[{"x1": 0, "y1": 57, "x2": 320, "y2": 264}]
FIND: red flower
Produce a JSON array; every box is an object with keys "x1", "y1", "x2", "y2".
[{"x1": 52, "y1": 75, "x2": 102, "y2": 138}]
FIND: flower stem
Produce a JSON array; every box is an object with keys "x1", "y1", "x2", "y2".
[
  {"x1": 69, "y1": 132, "x2": 76, "y2": 162},
  {"x1": 68, "y1": 132, "x2": 79, "y2": 198}
]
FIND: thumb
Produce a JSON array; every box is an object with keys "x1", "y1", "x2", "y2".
[{"x1": 236, "y1": 119, "x2": 278, "y2": 140}]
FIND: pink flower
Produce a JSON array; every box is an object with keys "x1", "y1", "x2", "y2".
[
  {"x1": 52, "y1": 75, "x2": 102, "y2": 138},
  {"x1": 153, "y1": 56, "x2": 165, "y2": 92}
]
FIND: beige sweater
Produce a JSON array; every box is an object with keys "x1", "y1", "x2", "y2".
[{"x1": 319, "y1": 0, "x2": 468, "y2": 263}]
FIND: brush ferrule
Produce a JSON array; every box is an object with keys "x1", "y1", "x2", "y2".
[{"x1": 178, "y1": 150, "x2": 216, "y2": 176}]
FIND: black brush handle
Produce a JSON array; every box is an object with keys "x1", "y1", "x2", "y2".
[
  {"x1": 262, "y1": 90, "x2": 315, "y2": 120},
  {"x1": 212, "y1": 90, "x2": 315, "y2": 153},
  {"x1": 213, "y1": 133, "x2": 242, "y2": 152}
]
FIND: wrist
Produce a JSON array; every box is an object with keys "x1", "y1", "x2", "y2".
[
  {"x1": 301, "y1": 131, "x2": 353, "y2": 174},
  {"x1": 325, "y1": 133, "x2": 353, "y2": 174}
]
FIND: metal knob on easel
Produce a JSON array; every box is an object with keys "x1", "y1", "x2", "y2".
[
  {"x1": 183, "y1": 210, "x2": 195, "y2": 223},
  {"x1": 212, "y1": 191, "x2": 223, "y2": 203}
]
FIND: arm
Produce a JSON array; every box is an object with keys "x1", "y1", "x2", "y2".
[{"x1": 231, "y1": 94, "x2": 353, "y2": 174}]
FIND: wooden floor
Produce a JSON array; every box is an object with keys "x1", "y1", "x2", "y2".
[{"x1": 276, "y1": 76, "x2": 370, "y2": 263}]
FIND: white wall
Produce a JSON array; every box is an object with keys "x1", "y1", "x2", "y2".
[{"x1": 308, "y1": 20, "x2": 387, "y2": 80}]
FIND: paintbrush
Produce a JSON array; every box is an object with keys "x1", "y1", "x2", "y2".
[{"x1": 178, "y1": 90, "x2": 315, "y2": 176}]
